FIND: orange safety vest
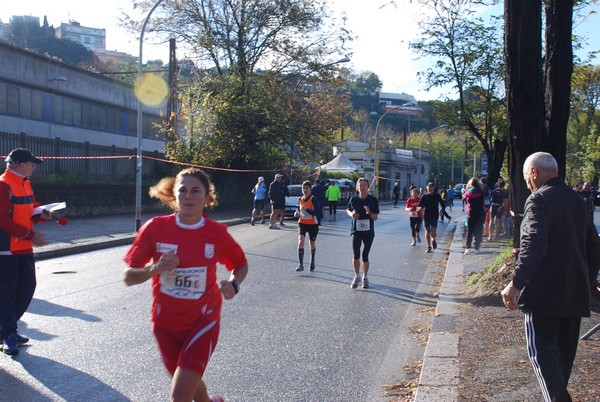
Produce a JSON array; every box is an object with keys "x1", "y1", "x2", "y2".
[
  {"x1": 298, "y1": 196, "x2": 318, "y2": 225},
  {"x1": 0, "y1": 169, "x2": 35, "y2": 254}
]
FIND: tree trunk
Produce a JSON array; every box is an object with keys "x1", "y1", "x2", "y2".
[
  {"x1": 505, "y1": 0, "x2": 545, "y2": 248},
  {"x1": 544, "y1": 0, "x2": 573, "y2": 177}
]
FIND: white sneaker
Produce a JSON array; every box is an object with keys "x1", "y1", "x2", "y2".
[
  {"x1": 411, "y1": 240, "x2": 416, "y2": 246},
  {"x1": 464, "y1": 248, "x2": 472, "y2": 255}
]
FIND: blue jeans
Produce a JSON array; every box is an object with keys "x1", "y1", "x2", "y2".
[{"x1": 0, "y1": 254, "x2": 36, "y2": 338}]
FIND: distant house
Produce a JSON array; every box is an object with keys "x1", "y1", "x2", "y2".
[
  {"x1": 332, "y1": 139, "x2": 430, "y2": 199},
  {"x1": 55, "y1": 20, "x2": 107, "y2": 54}
]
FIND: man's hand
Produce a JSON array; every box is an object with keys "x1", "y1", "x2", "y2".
[
  {"x1": 501, "y1": 281, "x2": 520, "y2": 311},
  {"x1": 32, "y1": 231, "x2": 47, "y2": 247}
]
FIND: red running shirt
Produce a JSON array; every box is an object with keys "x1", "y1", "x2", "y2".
[
  {"x1": 124, "y1": 214, "x2": 247, "y2": 331},
  {"x1": 406, "y1": 197, "x2": 423, "y2": 218}
]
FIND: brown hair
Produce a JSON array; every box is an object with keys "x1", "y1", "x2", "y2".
[
  {"x1": 302, "y1": 180, "x2": 312, "y2": 188},
  {"x1": 149, "y1": 168, "x2": 218, "y2": 211}
]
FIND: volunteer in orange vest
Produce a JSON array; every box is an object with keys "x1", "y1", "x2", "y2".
[
  {"x1": 294, "y1": 180, "x2": 321, "y2": 272},
  {"x1": 0, "y1": 148, "x2": 51, "y2": 355}
]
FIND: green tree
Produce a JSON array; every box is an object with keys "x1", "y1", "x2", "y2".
[
  {"x1": 567, "y1": 64, "x2": 600, "y2": 183},
  {"x1": 410, "y1": 0, "x2": 507, "y2": 186},
  {"x1": 4, "y1": 16, "x2": 94, "y2": 68},
  {"x1": 130, "y1": 0, "x2": 352, "y2": 171}
]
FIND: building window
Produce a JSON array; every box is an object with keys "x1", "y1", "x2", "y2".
[
  {"x1": 19, "y1": 88, "x2": 31, "y2": 118},
  {"x1": 32, "y1": 91, "x2": 43, "y2": 120},
  {"x1": 7, "y1": 86, "x2": 19, "y2": 115},
  {"x1": 0, "y1": 84, "x2": 7, "y2": 114}
]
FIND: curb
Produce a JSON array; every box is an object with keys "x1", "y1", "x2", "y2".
[
  {"x1": 34, "y1": 217, "x2": 248, "y2": 261},
  {"x1": 414, "y1": 217, "x2": 466, "y2": 401}
]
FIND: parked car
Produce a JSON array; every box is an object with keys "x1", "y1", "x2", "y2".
[
  {"x1": 285, "y1": 184, "x2": 303, "y2": 217},
  {"x1": 453, "y1": 183, "x2": 465, "y2": 198}
]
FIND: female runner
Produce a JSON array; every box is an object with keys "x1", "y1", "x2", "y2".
[
  {"x1": 347, "y1": 178, "x2": 379, "y2": 289},
  {"x1": 123, "y1": 168, "x2": 248, "y2": 402}
]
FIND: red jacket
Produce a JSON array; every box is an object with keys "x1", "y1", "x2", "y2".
[{"x1": 0, "y1": 169, "x2": 40, "y2": 254}]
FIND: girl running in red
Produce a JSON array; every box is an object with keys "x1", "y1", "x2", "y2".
[
  {"x1": 405, "y1": 188, "x2": 422, "y2": 246},
  {"x1": 123, "y1": 168, "x2": 248, "y2": 402}
]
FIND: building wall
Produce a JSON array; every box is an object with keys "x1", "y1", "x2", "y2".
[{"x1": 0, "y1": 42, "x2": 165, "y2": 152}]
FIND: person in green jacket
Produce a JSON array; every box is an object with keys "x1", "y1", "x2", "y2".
[{"x1": 325, "y1": 180, "x2": 342, "y2": 221}]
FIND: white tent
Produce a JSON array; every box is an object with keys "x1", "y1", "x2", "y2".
[{"x1": 320, "y1": 153, "x2": 358, "y2": 173}]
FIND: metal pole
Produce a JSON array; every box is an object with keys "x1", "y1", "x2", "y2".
[
  {"x1": 374, "y1": 108, "x2": 394, "y2": 197},
  {"x1": 136, "y1": 0, "x2": 165, "y2": 231}
]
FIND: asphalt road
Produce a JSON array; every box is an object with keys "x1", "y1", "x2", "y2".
[{"x1": 1, "y1": 205, "x2": 452, "y2": 402}]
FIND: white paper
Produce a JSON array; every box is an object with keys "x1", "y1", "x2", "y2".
[{"x1": 32, "y1": 202, "x2": 66, "y2": 216}]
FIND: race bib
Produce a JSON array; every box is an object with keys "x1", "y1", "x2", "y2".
[
  {"x1": 160, "y1": 267, "x2": 207, "y2": 299},
  {"x1": 300, "y1": 209, "x2": 311, "y2": 219},
  {"x1": 356, "y1": 219, "x2": 371, "y2": 231},
  {"x1": 410, "y1": 211, "x2": 418, "y2": 218},
  {"x1": 157, "y1": 243, "x2": 178, "y2": 254}
]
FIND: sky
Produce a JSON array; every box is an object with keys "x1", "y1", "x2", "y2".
[{"x1": 1, "y1": 0, "x2": 599, "y2": 101}]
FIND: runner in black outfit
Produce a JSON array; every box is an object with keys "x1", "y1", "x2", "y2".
[
  {"x1": 417, "y1": 182, "x2": 445, "y2": 253},
  {"x1": 347, "y1": 178, "x2": 380, "y2": 289}
]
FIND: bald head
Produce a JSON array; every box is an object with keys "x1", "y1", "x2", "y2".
[{"x1": 523, "y1": 152, "x2": 558, "y2": 192}]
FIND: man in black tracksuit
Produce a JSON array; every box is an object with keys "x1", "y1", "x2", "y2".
[{"x1": 501, "y1": 152, "x2": 600, "y2": 402}]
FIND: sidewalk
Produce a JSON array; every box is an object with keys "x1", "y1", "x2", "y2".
[{"x1": 414, "y1": 211, "x2": 600, "y2": 401}]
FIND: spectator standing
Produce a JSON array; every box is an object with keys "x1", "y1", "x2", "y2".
[
  {"x1": 123, "y1": 168, "x2": 248, "y2": 402},
  {"x1": 463, "y1": 177, "x2": 486, "y2": 254},
  {"x1": 250, "y1": 176, "x2": 267, "y2": 225},
  {"x1": 405, "y1": 188, "x2": 423, "y2": 246},
  {"x1": 487, "y1": 180, "x2": 509, "y2": 240},
  {"x1": 311, "y1": 180, "x2": 327, "y2": 224},
  {"x1": 347, "y1": 178, "x2": 380, "y2": 289},
  {"x1": 417, "y1": 183, "x2": 445, "y2": 253},
  {"x1": 578, "y1": 181, "x2": 595, "y2": 224},
  {"x1": 0, "y1": 148, "x2": 52, "y2": 355},
  {"x1": 501, "y1": 152, "x2": 600, "y2": 402},
  {"x1": 294, "y1": 181, "x2": 321, "y2": 271},
  {"x1": 325, "y1": 180, "x2": 342, "y2": 221},
  {"x1": 392, "y1": 181, "x2": 400, "y2": 208},
  {"x1": 268, "y1": 174, "x2": 288, "y2": 229}
]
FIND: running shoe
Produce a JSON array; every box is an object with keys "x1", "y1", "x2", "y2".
[
  {"x1": 3, "y1": 333, "x2": 18, "y2": 355},
  {"x1": 350, "y1": 276, "x2": 360, "y2": 289},
  {"x1": 309, "y1": 262, "x2": 315, "y2": 271},
  {"x1": 269, "y1": 224, "x2": 279, "y2": 229},
  {"x1": 251, "y1": 219, "x2": 255, "y2": 226},
  {"x1": 417, "y1": 235, "x2": 422, "y2": 243},
  {"x1": 362, "y1": 277, "x2": 369, "y2": 289},
  {"x1": 15, "y1": 332, "x2": 29, "y2": 346},
  {"x1": 432, "y1": 239, "x2": 437, "y2": 249},
  {"x1": 296, "y1": 265, "x2": 304, "y2": 272},
  {"x1": 411, "y1": 240, "x2": 416, "y2": 246},
  {"x1": 464, "y1": 248, "x2": 472, "y2": 255},
  {"x1": 426, "y1": 247, "x2": 432, "y2": 253},
  {"x1": 279, "y1": 222, "x2": 286, "y2": 227}
]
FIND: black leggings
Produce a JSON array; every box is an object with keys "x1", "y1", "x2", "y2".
[
  {"x1": 409, "y1": 217, "x2": 422, "y2": 237},
  {"x1": 352, "y1": 232, "x2": 374, "y2": 261},
  {"x1": 328, "y1": 201, "x2": 338, "y2": 215}
]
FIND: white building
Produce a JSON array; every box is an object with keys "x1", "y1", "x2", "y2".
[
  {"x1": 332, "y1": 139, "x2": 430, "y2": 199},
  {"x1": 55, "y1": 21, "x2": 106, "y2": 54}
]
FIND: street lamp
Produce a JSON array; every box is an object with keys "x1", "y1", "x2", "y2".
[
  {"x1": 372, "y1": 107, "x2": 396, "y2": 197},
  {"x1": 288, "y1": 56, "x2": 350, "y2": 184},
  {"x1": 136, "y1": 0, "x2": 165, "y2": 231},
  {"x1": 417, "y1": 124, "x2": 446, "y2": 187}
]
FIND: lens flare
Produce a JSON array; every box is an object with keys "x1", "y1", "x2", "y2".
[{"x1": 134, "y1": 73, "x2": 168, "y2": 107}]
